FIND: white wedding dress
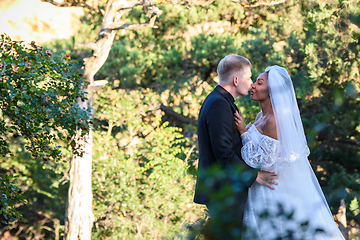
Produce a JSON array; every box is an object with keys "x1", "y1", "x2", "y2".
[{"x1": 241, "y1": 123, "x2": 345, "y2": 240}]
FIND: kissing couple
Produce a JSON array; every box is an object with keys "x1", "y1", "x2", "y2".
[{"x1": 193, "y1": 55, "x2": 345, "y2": 240}]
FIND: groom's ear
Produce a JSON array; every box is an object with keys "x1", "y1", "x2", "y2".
[{"x1": 233, "y1": 76, "x2": 238, "y2": 86}]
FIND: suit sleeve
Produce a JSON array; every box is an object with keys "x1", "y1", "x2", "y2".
[
  {"x1": 205, "y1": 98, "x2": 242, "y2": 166},
  {"x1": 206, "y1": 99, "x2": 257, "y2": 187}
]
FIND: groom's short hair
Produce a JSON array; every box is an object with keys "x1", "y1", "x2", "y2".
[{"x1": 217, "y1": 55, "x2": 251, "y2": 83}]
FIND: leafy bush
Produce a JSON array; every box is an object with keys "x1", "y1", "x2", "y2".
[
  {"x1": 0, "y1": 34, "x2": 90, "y2": 225},
  {"x1": 91, "y1": 87, "x2": 204, "y2": 239}
]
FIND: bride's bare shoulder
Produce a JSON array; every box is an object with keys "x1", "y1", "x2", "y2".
[{"x1": 264, "y1": 115, "x2": 277, "y2": 140}]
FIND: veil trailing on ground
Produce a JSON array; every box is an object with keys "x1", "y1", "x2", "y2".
[{"x1": 265, "y1": 66, "x2": 310, "y2": 168}]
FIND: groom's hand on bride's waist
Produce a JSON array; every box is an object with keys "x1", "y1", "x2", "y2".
[{"x1": 256, "y1": 171, "x2": 278, "y2": 190}]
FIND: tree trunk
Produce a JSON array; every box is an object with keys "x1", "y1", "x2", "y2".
[
  {"x1": 63, "y1": 65, "x2": 112, "y2": 239},
  {"x1": 63, "y1": 41, "x2": 116, "y2": 239},
  {"x1": 64, "y1": 107, "x2": 94, "y2": 239},
  {"x1": 63, "y1": 3, "x2": 119, "y2": 239}
]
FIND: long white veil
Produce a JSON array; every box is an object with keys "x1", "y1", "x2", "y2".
[
  {"x1": 265, "y1": 65, "x2": 334, "y2": 218},
  {"x1": 265, "y1": 65, "x2": 310, "y2": 168}
]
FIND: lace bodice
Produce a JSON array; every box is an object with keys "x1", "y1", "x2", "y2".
[{"x1": 241, "y1": 124, "x2": 279, "y2": 170}]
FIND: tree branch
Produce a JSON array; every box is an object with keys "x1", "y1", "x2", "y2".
[
  {"x1": 333, "y1": 139, "x2": 360, "y2": 148},
  {"x1": 166, "y1": 0, "x2": 215, "y2": 6},
  {"x1": 346, "y1": 19, "x2": 360, "y2": 34},
  {"x1": 107, "y1": 18, "x2": 157, "y2": 30},
  {"x1": 232, "y1": 0, "x2": 285, "y2": 8},
  {"x1": 41, "y1": 0, "x2": 104, "y2": 15},
  {"x1": 88, "y1": 80, "x2": 108, "y2": 92},
  {"x1": 111, "y1": 0, "x2": 143, "y2": 11},
  {"x1": 160, "y1": 104, "x2": 197, "y2": 126},
  {"x1": 77, "y1": 42, "x2": 98, "y2": 51},
  {"x1": 106, "y1": 7, "x2": 163, "y2": 30}
]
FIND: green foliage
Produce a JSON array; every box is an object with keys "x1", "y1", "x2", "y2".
[
  {"x1": 0, "y1": 34, "x2": 91, "y2": 160},
  {"x1": 1, "y1": 148, "x2": 68, "y2": 238},
  {"x1": 0, "y1": 34, "x2": 90, "y2": 225},
  {"x1": 5, "y1": 0, "x2": 360, "y2": 238},
  {"x1": 350, "y1": 197, "x2": 359, "y2": 217},
  {"x1": 298, "y1": 1, "x2": 360, "y2": 210},
  {"x1": 91, "y1": 87, "x2": 203, "y2": 239},
  {"x1": 0, "y1": 174, "x2": 25, "y2": 225}
]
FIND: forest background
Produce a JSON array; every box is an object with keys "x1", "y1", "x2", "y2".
[{"x1": 0, "y1": 0, "x2": 360, "y2": 239}]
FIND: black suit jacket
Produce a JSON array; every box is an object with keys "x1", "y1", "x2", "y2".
[{"x1": 193, "y1": 85, "x2": 257, "y2": 205}]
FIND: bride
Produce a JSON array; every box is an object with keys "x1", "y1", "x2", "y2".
[{"x1": 234, "y1": 66, "x2": 345, "y2": 240}]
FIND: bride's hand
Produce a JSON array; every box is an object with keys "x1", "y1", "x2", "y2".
[{"x1": 234, "y1": 111, "x2": 246, "y2": 134}]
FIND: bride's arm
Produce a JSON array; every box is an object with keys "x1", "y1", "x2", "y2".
[
  {"x1": 235, "y1": 113, "x2": 279, "y2": 188},
  {"x1": 234, "y1": 112, "x2": 279, "y2": 169},
  {"x1": 240, "y1": 132, "x2": 279, "y2": 169}
]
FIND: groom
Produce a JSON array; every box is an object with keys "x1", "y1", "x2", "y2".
[{"x1": 194, "y1": 55, "x2": 277, "y2": 238}]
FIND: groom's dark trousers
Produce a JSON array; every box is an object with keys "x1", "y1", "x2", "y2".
[{"x1": 194, "y1": 85, "x2": 257, "y2": 239}]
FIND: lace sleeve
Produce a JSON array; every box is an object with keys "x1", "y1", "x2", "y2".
[{"x1": 241, "y1": 132, "x2": 279, "y2": 169}]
